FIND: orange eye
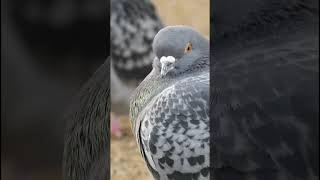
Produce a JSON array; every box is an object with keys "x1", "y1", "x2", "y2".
[{"x1": 184, "y1": 42, "x2": 192, "y2": 53}]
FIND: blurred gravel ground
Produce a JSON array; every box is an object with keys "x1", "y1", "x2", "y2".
[
  {"x1": 111, "y1": 1, "x2": 209, "y2": 180},
  {"x1": 154, "y1": 0, "x2": 210, "y2": 37},
  {"x1": 111, "y1": 117, "x2": 151, "y2": 180}
]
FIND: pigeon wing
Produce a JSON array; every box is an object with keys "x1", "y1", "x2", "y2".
[
  {"x1": 136, "y1": 73, "x2": 210, "y2": 179},
  {"x1": 211, "y1": 36, "x2": 319, "y2": 180}
]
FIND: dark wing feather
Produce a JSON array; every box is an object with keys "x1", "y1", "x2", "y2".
[
  {"x1": 62, "y1": 58, "x2": 110, "y2": 180},
  {"x1": 211, "y1": 34, "x2": 319, "y2": 180}
]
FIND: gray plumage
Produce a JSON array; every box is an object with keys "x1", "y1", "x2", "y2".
[
  {"x1": 111, "y1": 0, "x2": 163, "y2": 114},
  {"x1": 211, "y1": 0, "x2": 319, "y2": 179},
  {"x1": 130, "y1": 26, "x2": 210, "y2": 180}
]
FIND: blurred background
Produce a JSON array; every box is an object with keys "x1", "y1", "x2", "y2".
[
  {"x1": 154, "y1": 0, "x2": 209, "y2": 37},
  {"x1": 1, "y1": 0, "x2": 108, "y2": 179},
  {"x1": 110, "y1": 1, "x2": 209, "y2": 180},
  {"x1": 2, "y1": 0, "x2": 209, "y2": 179}
]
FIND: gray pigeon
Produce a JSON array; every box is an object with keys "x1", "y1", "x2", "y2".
[
  {"x1": 111, "y1": 0, "x2": 163, "y2": 117},
  {"x1": 130, "y1": 26, "x2": 210, "y2": 180}
]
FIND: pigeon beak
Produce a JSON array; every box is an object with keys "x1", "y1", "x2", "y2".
[{"x1": 160, "y1": 56, "x2": 176, "y2": 77}]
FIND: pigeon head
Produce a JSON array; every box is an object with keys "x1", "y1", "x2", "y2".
[{"x1": 152, "y1": 25, "x2": 209, "y2": 77}]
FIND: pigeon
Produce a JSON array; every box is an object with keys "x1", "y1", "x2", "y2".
[
  {"x1": 130, "y1": 26, "x2": 210, "y2": 180},
  {"x1": 110, "y1": 0, "x2": 163, "y2": 136},
  {"x1": 211, "y1": 0, "x2": 319, "y2": 179},
  {"x1": 62, "y1": 58, "x2": 110, "y2": 180}
]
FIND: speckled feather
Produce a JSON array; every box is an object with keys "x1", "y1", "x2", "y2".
[
  {"x1": 131, "y1": 58, "x2": 210, "y2": 180},
  {"x1": 111, "y1": 0, "x2": 163, "y2": 81},
  {"x1": 138, "y1": 73, "x2": 210, "y2": 180}
]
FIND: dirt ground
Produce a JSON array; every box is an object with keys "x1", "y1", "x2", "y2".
[
  {"x1": 111, "y1": 117, "x2": 151, "y2": 180},
  {"x1": 111, "y1": 1, "x2": 209, "y2": 180}
]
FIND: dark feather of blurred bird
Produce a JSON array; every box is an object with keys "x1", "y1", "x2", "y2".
[
  {"x1": 62, "y1": 58, "x2": 110, "y2": 180},
  {"x1": 211, "y1": 0, "x2": 319, "y2": 179},
  {"x1": 110, "y1": 0, "x2": 163, "y2": 137}
]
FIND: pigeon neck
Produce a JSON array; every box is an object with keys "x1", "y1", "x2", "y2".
[{"x1": 130, "y1": 70, "x2": 168, "y2": 124}]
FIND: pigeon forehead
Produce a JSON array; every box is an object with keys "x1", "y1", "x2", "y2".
[{"x1": 152, "y1": 26, "x2": 204, "y2": 57}]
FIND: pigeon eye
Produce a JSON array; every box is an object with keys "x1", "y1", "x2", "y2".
[{"x1": 184, "y1": 42, "x2": 192, "y2": 53}]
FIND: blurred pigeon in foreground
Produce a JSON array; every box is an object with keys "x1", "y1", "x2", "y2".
[
  {"x1": 130, "y1": 26, "x2": 210, "y2": 180},
  {"x1": 110, "y1": 0, "x2": 163, "y2": 136},
  {"x1": 211, "y1": 0, "x2": 319, "y2": 179}
]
